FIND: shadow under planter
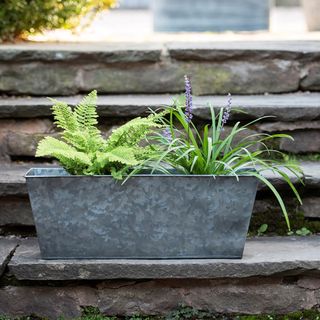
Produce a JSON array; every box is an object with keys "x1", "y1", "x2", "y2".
[
  {"x1": 26, "y1": 168, "x2": 258, "y2": 260},
  {"x1": 153, "y1": 0, "x2": 272, "y2": 32}
]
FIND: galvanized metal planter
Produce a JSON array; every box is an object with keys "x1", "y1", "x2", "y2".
[
  {"x1": 153, "y1": 0, "x2": 272, "y2": 32},
  {"x1": 26, "y1": 168, "x2": 258, "y2": 260}
]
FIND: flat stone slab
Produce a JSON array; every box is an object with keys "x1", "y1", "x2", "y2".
[
  {"x1": 303, "y1": 162, "x2": 320, "y2": 188},
  {"x1": 0, "y1": 165, "x2": 56, "y2": 196},
  {"x1": 167, "y1": 41, "x2": 320, "y2": 59},
  {"x1": 1, "y1": 41, "x2": 320, "y2": 61},
  {"x1": 9, "y1": 237, "x2": 320, "y2": 280},
  {"x1": 0, "y1": 43, "x2": 162, "y2": 63},
  {"x1": 0, "y1": 165, "x2": 29, "y2": 196},
  {"x1": 302, "y1": 197, "x2": 320, "y2": 219},
  {"x1": 0, "y1": 237, "x2": 19, "y2": 277},
  {"x1": 1, "y1": 93, "x2": 320, "y2": 120}
]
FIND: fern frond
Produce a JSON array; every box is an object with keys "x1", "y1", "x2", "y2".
[
  {"x1": 37, "y1": 92, "x2": 166, "y2": 178},
  {"x1": 74, "y1": 90, "x2": 99, "y2": 131},
  {"x1": 50, "y1": 99, "x2": 78, "y2": 132},
  {"x1": 131, "y1": 145, "x2": 160, "y2": 161},
  {"x1": 50, "y1": 91, "x2": 105, "y2": 153},
  {"x1": 36, "y1": 137, "x2": 92, "y2": 167},
  {"x1": 96, "y1": 147, "x2": 139, "y2": 167},
  {"x1": 106, "y1": 114, "x2": 163, "y2": 149},
  {"x1": 110, "y1": 167, "x2": 126, "y2": 180}
]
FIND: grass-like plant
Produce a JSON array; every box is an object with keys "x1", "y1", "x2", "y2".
[
  {"x1": 137, "y1": 76, "x2": 303, "y2": 231},
  {"x1": 36, "y1": 90, "x2": 163, "y2": 179}
]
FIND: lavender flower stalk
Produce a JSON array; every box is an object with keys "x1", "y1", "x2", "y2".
[
  {"x1": 162, "y1": 127, "x2": 172, "y2": 142},
  {"x1": 184, "y1": 75, "x2": 193, "y2": 123},
  {"x1": 221, "y1": 93, "x2": 232, "y2": 129}
]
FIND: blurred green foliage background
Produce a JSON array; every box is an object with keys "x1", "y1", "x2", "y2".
[{"x1": 0, "y1": 0, "x2": 116, "y2": 41}]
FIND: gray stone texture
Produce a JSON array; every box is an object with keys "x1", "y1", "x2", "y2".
[
  {"x1": 9, "y1": 237, "x2": 320, "y2": 280},
  {"x1": 298, "y1": 276, "x2": 320, "y2": 290},
  {"x1": 0, "y1": 277, "x2": 320, "y2": 319},
  {"x1": 303, "y1": 162, "x2": 320, "y2": 188},
  {"x1": 0, "y1": 286, "x2": 96, "y2": 319},
  {"x1": 0, "y1": 119, "x2": 53, "y2": 160},
  {"x1": 1, "y1": 237, "x2": 320, "y2": 318},
  {"x1": 0, "y1": 43, "x2": 162, "y2": 63},
  {"x1": 302, "y1": 197, "x2": 320, "y2": 219},
  {"x1": 0, "y1": 197, "x2": 34, "y2": 226},
  {"x1": 7, "y1": 132, "x2": 58, "y2": 157},
  {"x1": 257, "y1": 121, "x2": 320, "y2": 132},
  {"x1": 0, "y1": 166, "x2": 28, "y2": 196},
  {"x1": 1, "y1": 94, "x2": 320, "y2": 157},
  {"x1": 279, "y1": 130, "x2": 320, "y2": 153},
  {"x1": 1, "y1": 93, "x2": 320, "y2": 121},
  {"x1": 0, "y1": 42, "x2": 320, "y2": 95},
  {"x1": 0, "y1": 117, "x2": 118, "y2": 158},
  {"x1": 96, "y1": 278, "x2": 319, "y2": 316},
  {"x1": 0, "y1": 237, "x2": 19, "y2": 277},
  {"x1": 257, "y1": 164, "x2": 302, "y2": 191},
  {"x1": 301, "y1": 63, "x2": 320, "y2": 91},
  {"x1": 192, "y1": 93, "x2": 320, "y2": 122}
]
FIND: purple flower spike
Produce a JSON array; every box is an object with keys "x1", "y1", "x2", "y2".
[
  {"x1": 162, "y1": 127, "x2": 172, "y2": 142},
  {"x1": 184, "y1": 75, "x2": 193, "y2": 123},
  {"x1": 221, "y1": 93, "x2": 232, "y2": 129}
]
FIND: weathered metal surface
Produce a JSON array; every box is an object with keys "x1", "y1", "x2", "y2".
[
  {"x1": 26, "y1": 168, "x2": 258, "y2": 259},
  {"x1": 153, "y1": 0, "x2": 271, "y2": 32}
]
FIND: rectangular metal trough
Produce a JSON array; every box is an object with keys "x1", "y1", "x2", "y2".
[{"x1": 26, "y1": 168, "x2": 258, "y2": 259}]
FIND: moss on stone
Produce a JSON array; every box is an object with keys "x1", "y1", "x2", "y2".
[
  {"x1": 249, "y1": 198, "x2": 320, "y2": 235},
  {"x1": 1, "y1": 307, "x2": 320, "y2": 320},
  {"x1": 186, "y1": 64, "x2": 233, "y2": 95}
]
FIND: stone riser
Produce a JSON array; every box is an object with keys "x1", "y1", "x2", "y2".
[
  {"x1": 1, "y1": 93, "x2": 320, "y2": 161},
  {"x1": 0, "y1": 237, "x2": 319, "y2": 319},
  {"x1": 1, "y1": 118, "x2": 320, "y2": 160},
  {"x1": 0, "y1": 42, "x2": 320, "y2": 96},
  {"x1": 1, "y1": 276, "x2": 319, "y2": 319}
]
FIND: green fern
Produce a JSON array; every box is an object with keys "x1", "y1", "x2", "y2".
[
  {"x1": 106, "y1": 114, "x2": 164, "y2": 149},
  {"x1": 36, "y1": 137, "x2": 92, "y2": 175},
  {"x1": 36, "y1": 91, "x2": 164, "y2": 178}
]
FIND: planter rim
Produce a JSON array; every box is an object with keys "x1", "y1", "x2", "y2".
[{"x1": 25, "y1": 167, "x2": 257, "y2": 179}]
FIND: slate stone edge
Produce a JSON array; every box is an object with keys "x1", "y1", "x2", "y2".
[
  {"x1": 7, "y1": 237, "x2": 320, "y2": 281},
  {"x1": 0, "y1": 239, "x2": 20, "y2": 278}
]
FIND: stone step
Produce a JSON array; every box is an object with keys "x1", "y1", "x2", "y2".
[
  {"x1": 0, "y1": 41, "x2": 320, "y2": 96},
  {"x1": 1, "y1": 93, "x2": 320, "y2": 159},
  {"x1": 8, "y1": 236, "x2": 320, "y2": 280},
  {"x1": 1, "y1": 237, "x2": 320, "y2": 317},
  {"x1": 1, "y1": 92, "x2": 320, "y2": 120},
  {"x1": 0, "y1": 237, "x2": 19, "y2": 277},
  {"x1": 0, "y1": 163, "x2": 319, "y2": 230}
]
